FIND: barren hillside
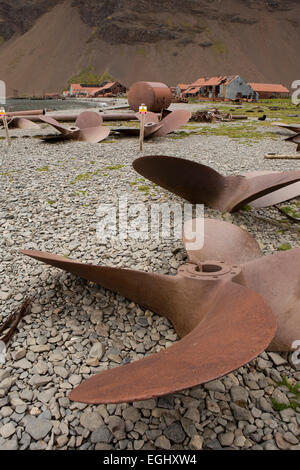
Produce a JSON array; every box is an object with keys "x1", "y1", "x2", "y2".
[{"x1": 0, "y1": 0, "x2": 299, "y2": 96}]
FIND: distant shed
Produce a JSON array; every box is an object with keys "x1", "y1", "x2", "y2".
[{"x1": 248, "y1": 83, "x2": 290, "y2": 99}]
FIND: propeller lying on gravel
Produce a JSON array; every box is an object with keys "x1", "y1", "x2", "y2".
[
  {"x1": 133, "y1": 155, "x2": 300, "y2": 212},
  {"x1": 113, "y1": 110, "x2": 191, "y2": 138},
  {"x1": 39, "y1": 111, "x2": 110, "y2": 143},
  {"x1": 20, "y1": 218, "x2": 281, "y2": 404}
]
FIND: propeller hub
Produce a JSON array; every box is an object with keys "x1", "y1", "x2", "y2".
[{"x1": 178, "y1": 261, "x2": 242, "y2": 282}]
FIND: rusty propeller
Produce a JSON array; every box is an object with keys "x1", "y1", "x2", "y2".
[
  {"x1": 132, "y1": 155, "x2": 300, "y2": 212},
  {"x1": 183, "y1": 218, "x2": 300, "y2": 352},
  {"x1": 40, "y1": 111, "x2": 110, "y2": 143},
  {"x1": 20, "y1": 241, "x2": 276, "y2": 404},
  {"x1": 113, "y1": 110, "x2": 191, "y2": 138},
  {"x1": 136, "y1": 110, "x2": 192, "y2": 138}
]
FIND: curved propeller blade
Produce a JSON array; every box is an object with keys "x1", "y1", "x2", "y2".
[
  {"x1": 133, "y1": 156, "x2": 300, "y2": 212},
  {"x1": 240, "y1": 248, "x2": 300, "y2": 351},
  {"x1": 39, "y1": 115, "x2": 70, "y2": 135},
  {"x1": 69, "y1": 280, "x2": 275, "y2": 404},
  {"x1": 245, "y1": 171, "x2": 300, "y2": 208},
  {"x1": 133, "y1": 155, "x2": 228, "y2": 208},
  {"x1": 76, "y1": 126, "x2": 110, "y2": 143},
  {"x1": 8, "y1": 117, "x2": 39, "y2": 130},
  {"x1": 75, "y1": 111, "x2": 103, "y2": 129},
  {"x1": 271, "y1": 122, "x2": 300, "y2": 134},
  {"x1": 20, "y1": 249, "x2": 182, "y2": 330},
  {"x1": 183, "y1": 218, "x2": 262, "y2": 265},
  {"x1": 151, "y1": 110, "x2": 192, "y2": 137}
]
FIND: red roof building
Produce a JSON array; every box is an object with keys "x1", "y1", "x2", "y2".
[
  {"x1": 248, "y1": 83, "x2": 290, "y2": 98},
  {"x1": 182, "y1": 75, "x2": 257, "y2": 101}
]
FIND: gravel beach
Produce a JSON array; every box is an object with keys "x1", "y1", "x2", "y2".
[{"x1": 0, "y1": 102, "x2": 299, "y2": 451}]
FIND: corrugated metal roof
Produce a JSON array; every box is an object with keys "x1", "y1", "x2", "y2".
[
  {"x1": 249, "y1": 83, "x2": 289, "y2": 93},
  {"x1": 190, "y1": 76, "x2": 235, "y2": 87}
]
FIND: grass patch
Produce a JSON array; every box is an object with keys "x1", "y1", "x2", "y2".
[
  {"x1": 105, "y1": 165, "x2": 124, "y2": 170},
  {"x1": 36, "y1": 166, "x2": 49, "y2": 172},
  {"x1": 272, "y1": 376, "x2": 300, "y2": 412},
  {"x1": 70, "y1": 169, "x2": 102, "y2": 184},
  {"x1": 278, "y1": 243, "x2": 292, "y2": 251}
]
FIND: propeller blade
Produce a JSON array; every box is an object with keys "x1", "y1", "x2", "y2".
[
  {"x1": 69, "y1": 280, "x2": 276, "y2": 404},
  {"x1": 133, "y1": 156, "x2": 300, "y2": 212},
  {"x1": 271, "y1": 122, "x2": 300, "y2": 134},
  {"x1": 8, "y1": 117, "x2": 39, "y2": 130},
  {"x1": 241, "y1": 248, "x2": 300, "y2": 351},
  {"x1": 20, "y1": 250, "x2": 180, "y2": 328},
  {"x1": 238, "y1": 170, "x2": 300, "y2": 211},
  {"x1": 183, "y1": 218, "x2": 262, "y2": 265},
  {"x1": 76, "y1": 126, "x2": 110, "y2": 143},
  {"x1": 133, "y1": 155, "x2": 228, "y2": 208},
  {"x1": 245, "y1": 171, "x2": 300, "y2": 208},
  {"x1": 75, "y1": 111, "x2": 103, "y2": 129},
  {"x1": 39, "y1": 115, "x2": 70, "y2": 135},
  {"x1": 151, "y1": 110, "x2": 192, "y2": 137}
]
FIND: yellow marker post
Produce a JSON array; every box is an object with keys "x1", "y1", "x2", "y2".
[
  {"x1": 139, "y1": 104, "x2": 147, "y2": 152},
  {"x1": 0, "y1": 107, "x2": 11, "y2": 147}
]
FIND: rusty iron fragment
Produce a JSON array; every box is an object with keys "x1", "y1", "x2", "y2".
[
  {"x1": 128, "y1": 82, "x2": 172, "y2": 112},
  {"x1": 0, "y1": 298, "x2": 31, "y2": 344},
  {"x1": 183, "y1": 218, "x2": 300, "y2": 352},
  {"x1": 6, "y1": 109, "x2": 45, "y2": 117},
  {"x1": 40, "y1": 111, "x2": 110, "y2": 143},
  {"x1": 133, "y1": 155, "x2": 300, "y2": 212},
  {"x1": 20, "y1": 248, "x2": 276, "y2": 404}
]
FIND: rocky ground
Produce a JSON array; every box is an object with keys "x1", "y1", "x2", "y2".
[{"x1": 0, "y1": 103, "x2": 299, "y2": 450}]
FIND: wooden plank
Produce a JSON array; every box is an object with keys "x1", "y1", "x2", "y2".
[{"x1": 264, "y1": 153, "x2": 300, "y2": 160}]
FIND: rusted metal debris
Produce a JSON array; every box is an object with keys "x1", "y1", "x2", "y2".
[
  {"x1": 6, "y1": 109, "x2": 45, "y2": 117},
  {"x1": 113, "y1": 110, "x2": 191, "y2": 138},
  {"x1": 128, "y1": 82, "x2": 173, "y2": 113},
  {"x1": 183, "y1": 218, "x2": 300, "y2": 351},
  {"x1": 190, "y1": 109, "x2": 248, "y2": 123},
  {"x1": 132, "y1": 155, "x2": 300, "y2": 212},
  {"x1": 20, "y1": 248, "x2": 276, "y2": 404},
  {"x1": 40, "y1": 111, "x2": 110, "y2": 143},
  {"x1": 0, "y1": 298, "x2": 31, "y2": 344}
]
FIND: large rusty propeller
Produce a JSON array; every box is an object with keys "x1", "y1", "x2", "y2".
[
  {"x1": 20, "y1": 241, "x2": 276, "y2": 404},
  {"x1": 40, "y1": 111, "x2": 110, "y2": 143},
  {"x1": 183, "y1": 218, "x2": 300, "y2": 352},
  {"x1": 133, "y1": 155, "x2": 300, "y2": 212},
  {"x1": 113, "y1": 110, "x2": 191, "y2": 138}
]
